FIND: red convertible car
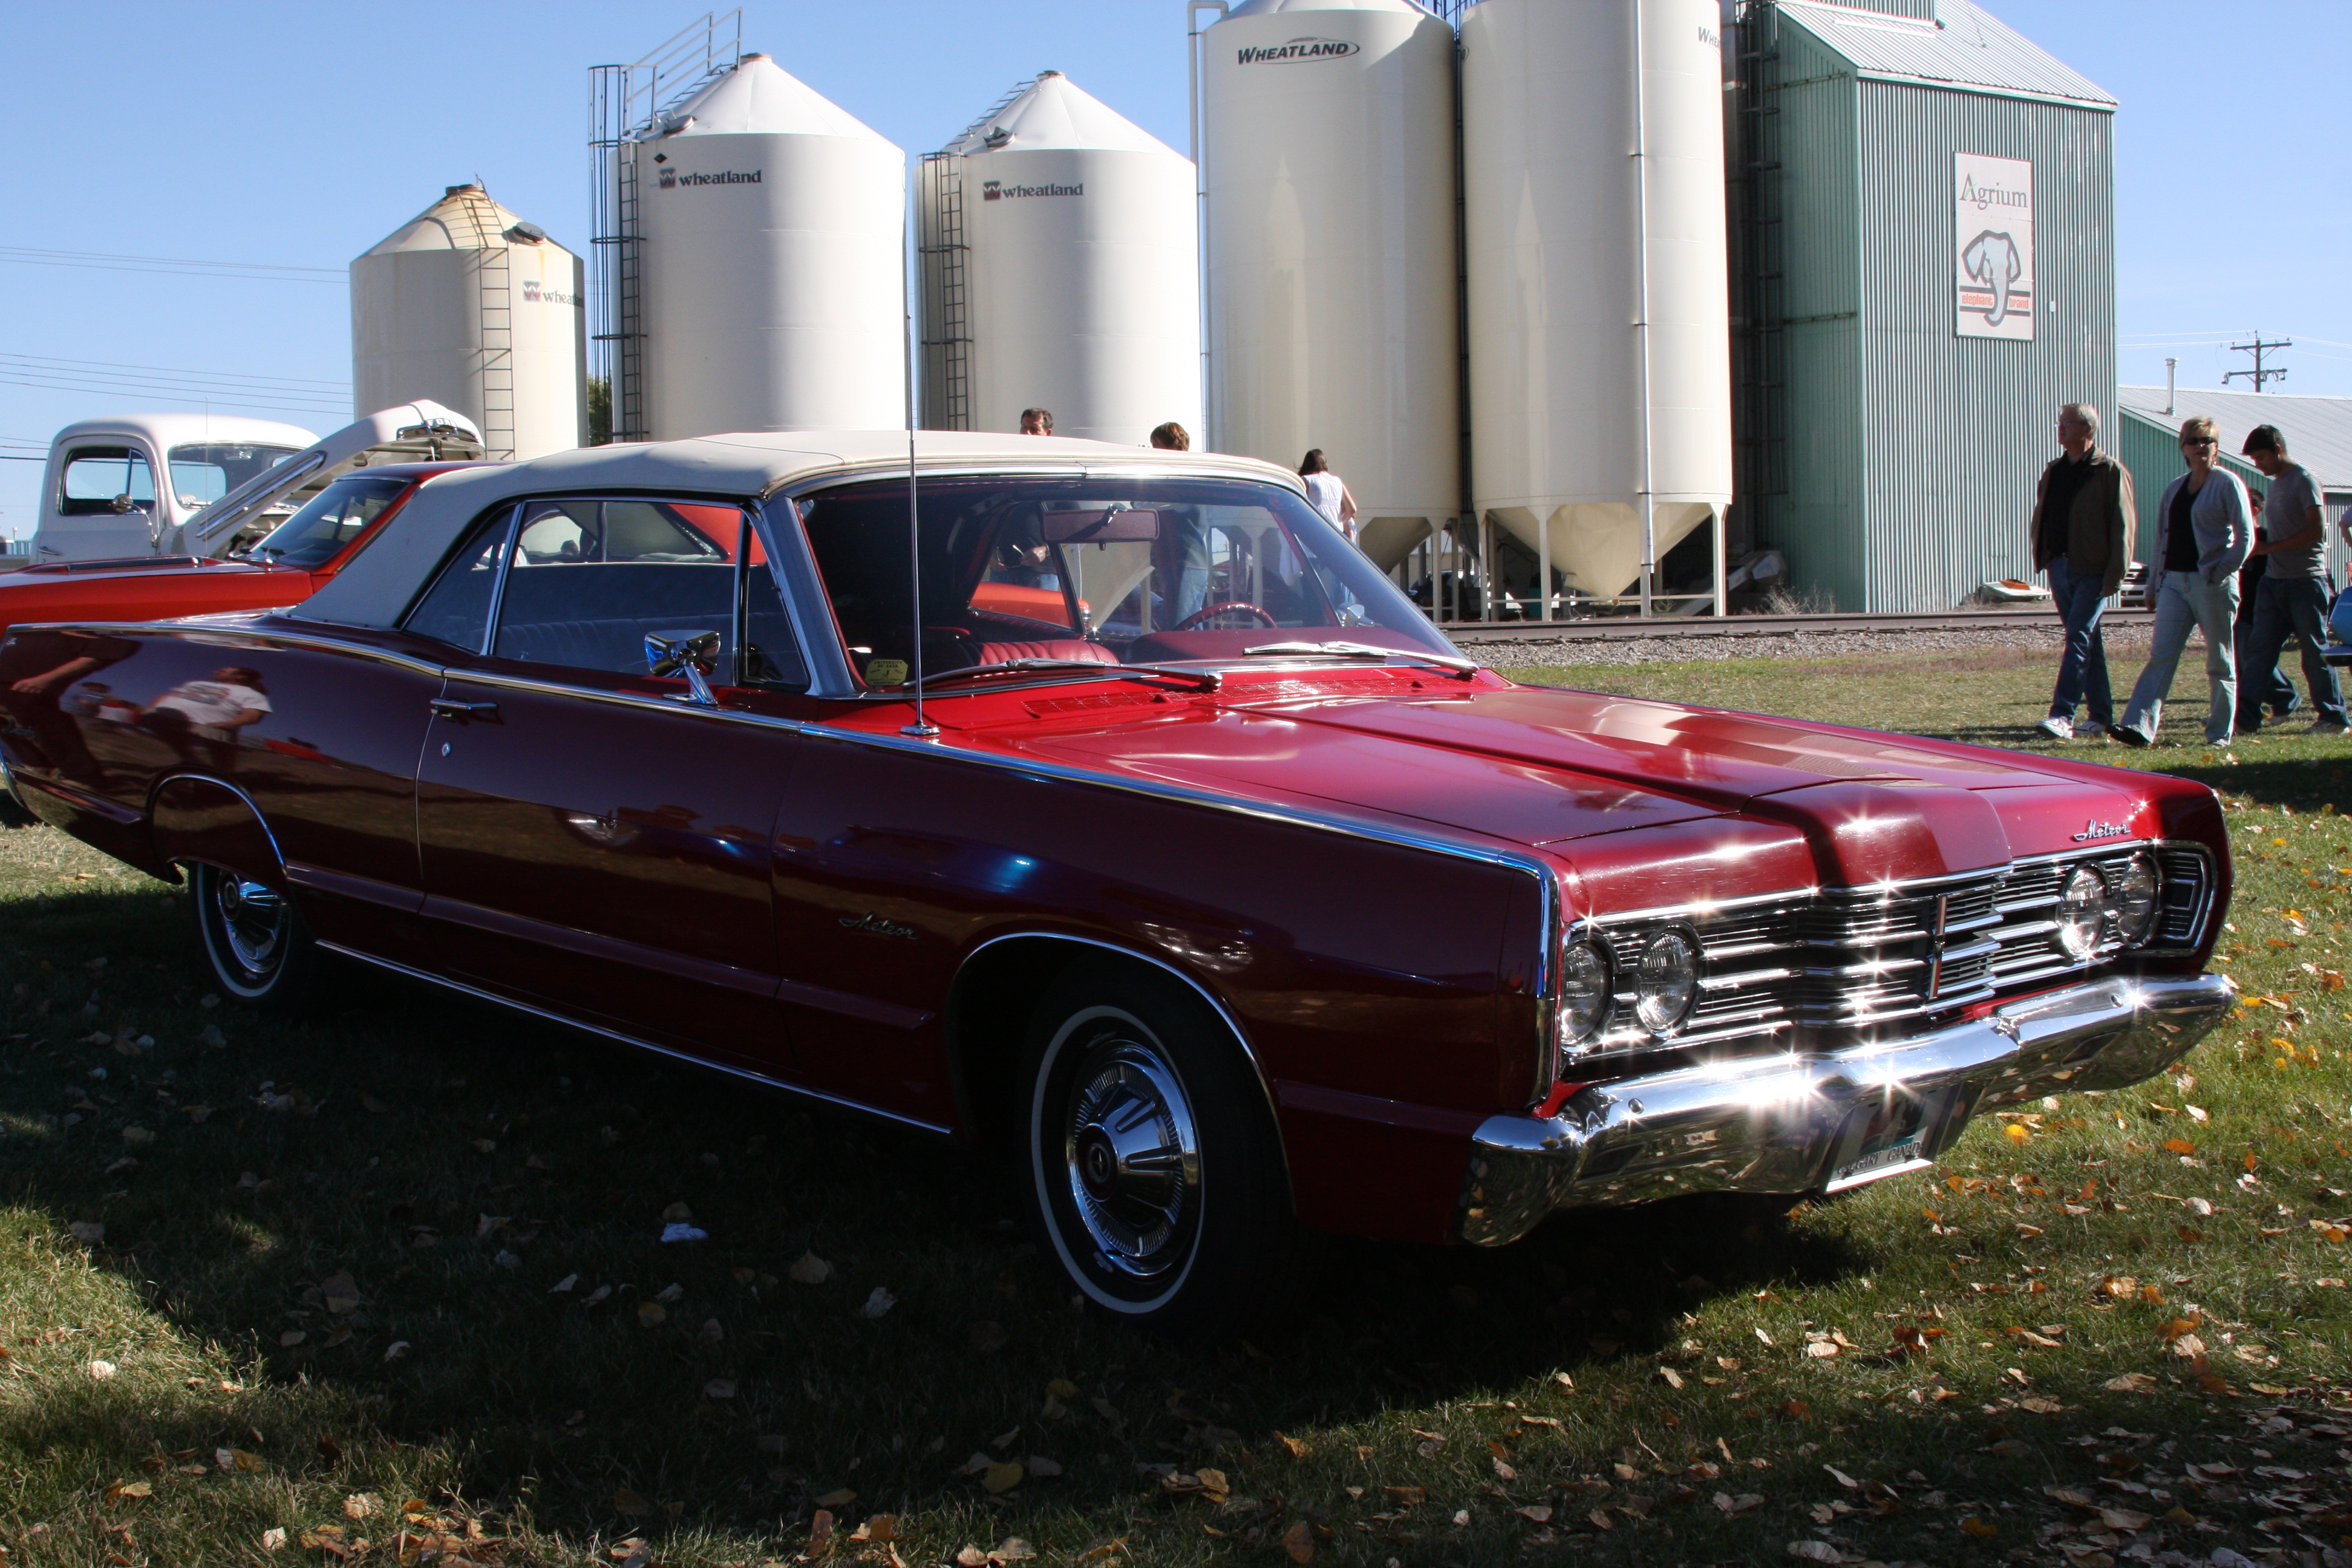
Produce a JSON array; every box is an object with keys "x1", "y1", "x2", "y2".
[
  {"x1": 0, "y1": 431, "x2": 2235, "y2": 1333},
  {"x1": 0, "y1": 462, "x2": 488, "y2": 647}
]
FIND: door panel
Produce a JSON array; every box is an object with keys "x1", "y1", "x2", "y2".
[{"x1": 415, "y1": 674, "x2": 799, "y2": 1069}]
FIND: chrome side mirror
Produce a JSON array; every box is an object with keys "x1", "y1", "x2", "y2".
[{"x1": 645, "y1": 629, "x2": 724, "y2": 707}]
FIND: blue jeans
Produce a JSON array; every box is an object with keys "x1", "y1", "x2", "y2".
[
  {"x1": 2235, "y1": 613, "x2": 2299, "y2": 714},
  {"x1": 2119, "y1": 570, "x2": 2238, "y2": 744},
  {"x1": 2047, "y1": 557, "x2": 2112, "y2": 725},
  {"x1": 2236, "y1": 575, "x2": 2347, "y2": 732}
]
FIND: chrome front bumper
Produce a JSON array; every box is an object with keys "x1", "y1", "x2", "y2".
[{"x1": 1457, "y1": 973, "x2": 2234, "y2": 1246}]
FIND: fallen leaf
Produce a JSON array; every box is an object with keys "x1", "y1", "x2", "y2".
[
  {"x1": 703, "y1": 1379, "x2": 737, "y2": 1400},
  {"x1": 860, "y1": 1286, "x2": 897, "y2": 1319},
  {"x1": 88, "y1": 1359, "x2": 117, "y2": 1379},
  {"x1": 982, "y1": 1462, "x2": 1023, "y2": 1494},
  {"x1": 1515, "y1": 1505, "x2": 1553, "y2": 1524},
  {"x1": 68, "y1": 1221, "x2": 105, "y2": 1246},
  {"x1": 2163, "y1": 1138, "x2": 2197, "y2": 1155},
  {"x1": 1714, "y1": 1492, "x2": 1765, "y2": 1514},
  {"x1": 2099, "y1": 1506, "x2": 2152, "y2": 1531},
  {"x1": 1959, "y1": 1517, "x2": 1998, "y2": 1538},
  {"x1": 279, "y1": 1330, "x2": 306, "y2": 1348},
  {"x1": 104, "y1": 1480, "x2": 152, "y2": 1501},
  {"x1": 261, "y1": 1527, "x2": 287, "y2": 1552},
  {"x1": 342, "y1": 1494, "x2": 379, "y2": 1521},
  {"x1": 1787, "y1": 1544, "x2": 1841, "y2": 1563},
  {"x1": 636, "y1": 1302, "x2": 666, "y2": 1328},
  {"x1": 1658, "y1": 1365, "x2": 1684, "y2": 1389},
  {"x1": 813, "y1": 1488, "x2": 855, "y2": 1509},
  {"x1": 550, "y1": 1273, "x2": 578, "y2": 1294},
  {"x1": 789, "y1": 1252, "x2": 834, "y2": 1285},
  {"x1": 1281, "y1": 1520, "x2": 1315, "y2": 1563},
  {"x1": 1277, "y1": 1432, "x2": 1308, "y2": 1458},
  {"x1": 382, "y1": 1341, "x2": 410, "y2": 1362},
  {"x1": 613, "y1": 1488, "x2": 648, "y2": 1517}
]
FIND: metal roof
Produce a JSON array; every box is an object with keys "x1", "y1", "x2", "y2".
[
  {"x1": 1774, "y1": 0, "x2": 2116, "y2": 109},
  {"x1": 2118, "y1": 385, "x2": 2352, "y2": 495}
]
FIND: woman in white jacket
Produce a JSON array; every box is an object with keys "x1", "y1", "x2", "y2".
[{"x1": 2112, "y1": 416, "x2": 2253, "y2": 746}]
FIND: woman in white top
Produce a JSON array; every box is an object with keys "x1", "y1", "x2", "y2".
[{"x1": 1299, "y1": 449, "x2": 1358, "y2": 544}]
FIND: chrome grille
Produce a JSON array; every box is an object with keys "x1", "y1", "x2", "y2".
[{"x1": 1563, "y1": 842, "x2": 2220, "y2": 1061}]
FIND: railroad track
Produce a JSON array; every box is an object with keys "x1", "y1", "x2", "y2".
[{"x1": 1443, "y1": 606, "x2": 2154, "y2": 647}]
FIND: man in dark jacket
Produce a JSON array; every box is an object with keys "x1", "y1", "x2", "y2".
[{"x1": 2030, "y1": 402, "x2": 2135, "y2": 741}]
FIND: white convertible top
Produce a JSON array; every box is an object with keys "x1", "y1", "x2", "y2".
[{"x1": 292, "y1": 429, "x2": 1305, "y2": 630}]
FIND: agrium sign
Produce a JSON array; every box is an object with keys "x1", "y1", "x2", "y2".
[{"x1": 1953, "y1": 152, "x2": 2034, "y2": 342}]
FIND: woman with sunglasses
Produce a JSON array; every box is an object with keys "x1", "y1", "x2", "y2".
[{"x1": 2111, "y1": 417, "x2": 2253, "y2": 746}]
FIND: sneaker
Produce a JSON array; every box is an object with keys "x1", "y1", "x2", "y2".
[
  {"x1": 2077, "y1": 718, "x2": 2109, "y2": 738},
  {"x1": 2110, "y1": 724, "x2": 2151, "y2": 748},
  {"x1": 2314, "y1": 719, "x2": 2350, "y2": 737},
  {"x1": 2273, "y1": 696, "x2": 2305, "y2": 719},
  {"x1": 2037, "y1": 715, "x2": 2074, "y2": 741}
]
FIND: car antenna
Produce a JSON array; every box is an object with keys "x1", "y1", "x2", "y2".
[{"x1": 900, "y1": 274, "x2": 938, "y2": 740}]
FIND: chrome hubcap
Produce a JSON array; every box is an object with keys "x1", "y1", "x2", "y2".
[
  {"x1": 1062, "y1": 1037, "x2": 1200, "y2": 1280},
  {"x1": 214, "y1": 874, "x2": 286, "y2": 975}
]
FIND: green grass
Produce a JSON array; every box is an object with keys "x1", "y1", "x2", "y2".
[{"x1": 4, "y1": 644, "x2": 2349, "y2": 1567}]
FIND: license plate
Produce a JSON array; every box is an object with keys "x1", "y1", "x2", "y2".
[{"x1": 1828, "y1": 1134, "x2": 1929, "y2": 1191}]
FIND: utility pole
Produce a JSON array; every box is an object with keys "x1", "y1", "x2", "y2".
[{"x1": 2223, "y1": 332, "x2": 2291, "y2": 391}]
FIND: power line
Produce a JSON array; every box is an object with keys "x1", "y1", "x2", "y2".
[
  {"x1": 0, "y1": 246, "x2": 344, "y2": 284},
  {"x1": 0, "y1": 374, "x2": 344, "y2": 419},
  {"x1": 0, "y1": 351, "x2": 348, "y2": 392},
  {"x1": 2223, "y1": 333, "x2": 2292, "y2": 392}
]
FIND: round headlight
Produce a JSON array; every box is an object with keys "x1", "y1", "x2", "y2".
[
  {"x1": 2057, "y1": 864, "x2": 2105, "y2": 959},
  {"x1": 1633, "y1": 929, "x2": 1700, "y2": 1034},
  {"x1": 2111, "y1": 854, "x2": 2160, "y2": 946},
  {"x1": 1558, "y1": 940, "x2": 1612, "y2": 1048}
]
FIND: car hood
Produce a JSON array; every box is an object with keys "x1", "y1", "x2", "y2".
[{"x1": 1001, "y1": 678, "x2": 2156, "y2": 886}]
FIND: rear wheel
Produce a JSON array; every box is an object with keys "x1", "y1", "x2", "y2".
[
  {"x1": 1019, "y1": 957, "x2": 1312, "y2": 1338},
  {"x1": 190, "y1": 863, "x2": 320, "y2": 1014}
]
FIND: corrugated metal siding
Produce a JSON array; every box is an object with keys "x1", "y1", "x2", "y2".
[
  {"x1": 1763, "y1": 17, "x2": 1867, "y2": 609},
  {"x1": 1851, "y1": 79, "x2": 2115, "y2": 611},
  {"x1": 1775, "y1": 0, "x2": 2114, "y2": 106}
]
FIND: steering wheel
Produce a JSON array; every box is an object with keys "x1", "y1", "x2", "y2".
[{"x1": 1172, "y1": 601, "x2": 1278, "y2": 632}]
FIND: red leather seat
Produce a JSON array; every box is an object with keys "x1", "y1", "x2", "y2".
[{"x1": 977, "y1": 639, "x2": 1117, "y2": 665}]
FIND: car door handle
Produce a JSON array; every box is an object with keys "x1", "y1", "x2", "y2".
[{"x1": 429, "y1": 699, "x2": 500, "y2": 722}]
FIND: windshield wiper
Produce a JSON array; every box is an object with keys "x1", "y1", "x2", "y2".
[
  {"x1": 1241, "y1": 640, "x2": 1481, "y2": 679},
  {"x1": 912, "y1": 658, "x2": 1221, "y2": 694}
]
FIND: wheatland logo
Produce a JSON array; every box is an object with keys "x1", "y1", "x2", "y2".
[
  {"x1": 658, "y1": 168, "x2": 762, "y2": 190},
  {"x1": 982, "y1": 180, "x2": 1083, "y2": 201},
  {"x1": 1237, "y1": 36, "x2": 1360, "y2": 64}
]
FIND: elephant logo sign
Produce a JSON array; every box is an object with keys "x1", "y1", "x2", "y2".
[
  {"x1": 1952, "y1": 153, "x2": 2035, "y2": 340},
  {"x1": 1961, "y1": 229, "x2": 2024, "y2": 327}
]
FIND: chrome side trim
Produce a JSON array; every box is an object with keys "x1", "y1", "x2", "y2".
[
  {"x1": 1458, "y1": 972, "x2": 2234, "y2": 1246},
  {"x1": 315, "y1": 940, "x2": 956, "y2": 1138},
  {"x1": 20, "y1": 619, "x2": 452, "y2": 679},
  {"x1": 953, "y1": 930, "x2": 1296, "y2": 1194},
  {"x1": 751, "y1": 454, "x2": 1311, "y2": 507},
  {"x1": 149, "y1": 773, "x2": 287, "y2": 875}
]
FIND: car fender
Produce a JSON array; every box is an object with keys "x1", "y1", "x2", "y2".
[{"x1": 150, "y1": 774, "x2": 285, "y2": 889}]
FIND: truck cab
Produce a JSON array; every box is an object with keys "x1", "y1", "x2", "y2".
[{"x1": 34, "y1": 414, "x2": 316, "y2": 563}]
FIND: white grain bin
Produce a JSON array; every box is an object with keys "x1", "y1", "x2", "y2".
[
  {"x1": 919, "y1": 73, "x2": 1199, "y2": 445},
  {"x1": 350, "y1": 185, "x2": 587, "y2": 461},
  {"x1": 1202, "y1": 0, "x2": 1459, "y2": 569},
  {"x1": 1462, "y1": 0, "x2": 1733, "y2": 604},
  {"x1": 636, "y1": 53, "x2": 906, "y2": 440}
]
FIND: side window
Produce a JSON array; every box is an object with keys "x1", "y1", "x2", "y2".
[
  {"x1": 403, "y1": 506, "x2": 519, "y2": 652},
  {"x1": 740, "y1": 517, "x2": 809, "y2": 690},
  {"x1": 58, "y1": 447, "x2": 156, "y2": 518},
  {"x1": 491, "y1": 498, "x2": 739, "y2": 679}
]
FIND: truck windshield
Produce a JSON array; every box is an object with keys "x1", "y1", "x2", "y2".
[
  {"x1": 248, "y1": 475, "x2": 410, "y2": 567},
  {"x1": 169, "y1": 443, "x2": 301, "y2": 509},
  {"x1": 788, "y1": 475, "x2": 1459, "y2": 691}
]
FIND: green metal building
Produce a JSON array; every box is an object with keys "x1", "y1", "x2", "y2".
[{"x1": 1730, "y1": 0, "x2": 2118, "y2": 611}]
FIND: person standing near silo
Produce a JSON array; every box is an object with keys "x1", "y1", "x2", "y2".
[
  {"x1": 2030, "y1": 404, "x2": 2134, "y2": 742},
  {"x1": 2234, "y1": 425, "x2": 2347, "y2": 736},
  {"x1": 1300, "y1": 451, "x2": 1359, "y2": 545},
  {"x1": 2109, "y1": 417, "x2": 2251, "y2": 748},
  {"x1": 1021, "y1": 408, "x2": 1054, "y2": 436}
]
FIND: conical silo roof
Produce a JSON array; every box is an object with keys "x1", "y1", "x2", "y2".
[
  {"x1": 358, "y1": 185, "x2": 534, "y2": 257},
  {"x1": 944, "y1": 71, "x2": 1185, "y2": 159},
  {"x1": 1224, "y1": 0, "x2": 1432, "y2": 15},
  {"x1": 663, "y1": 53, "x2": 895, "y2": 143}
]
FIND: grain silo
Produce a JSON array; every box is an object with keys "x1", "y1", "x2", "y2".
[
  {"x1": 918, "y1": 73, "x2": 1199, "y2": 446},
  {"x1": 1726, "y1": 0, "x2": 2117, "y2": 611},
  {"x1": 350, "y1": 185, "x2": 587, "y2": 461},
  {"x1": 1461, "y1": 0, "x2": 1733, "y2": 612},
  {"x1": 635, "y1": 53, "x2": 906, "y2": 440},
  {"x1": 1200, "y1": 0, "x2": 1459, "y2": 570}
]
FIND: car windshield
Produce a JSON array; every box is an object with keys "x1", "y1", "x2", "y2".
[
  {"x1": 248, "y1": 475, "x2": 410, "y2": 567},
  {"x1": 168, "y1": 443, "x2": 301, "y2": 510},
  {"x1": 788, "y1": 475, "x2": 1457, "y2": 690}
]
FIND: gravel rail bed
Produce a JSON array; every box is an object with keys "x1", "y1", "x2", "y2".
[{"x1": 1480, "y1": 621, "x2": 2160, "y2": 668}]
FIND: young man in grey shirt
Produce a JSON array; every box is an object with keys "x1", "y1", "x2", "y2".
[{"x1": 2234, "y1": 424, "x2": 2345, "y2": 736}]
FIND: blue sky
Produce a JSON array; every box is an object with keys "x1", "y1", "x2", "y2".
[{"x1": 1, "y1": 0, "x2": 2344, "y2": 538}]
